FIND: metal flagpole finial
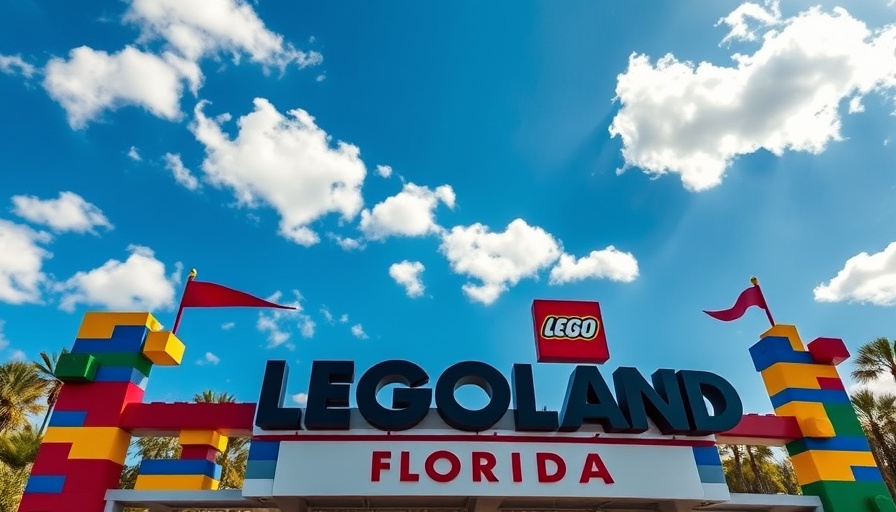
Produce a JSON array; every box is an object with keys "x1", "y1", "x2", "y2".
[
  {"x1": 188, "y1": 268, "x2": 198, "y2": 280},
  {"x1": 750, "y1": 276, "x2": 759, "y2": 286}
]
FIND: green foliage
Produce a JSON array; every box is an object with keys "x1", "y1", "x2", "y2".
[
  {"x1": 720, "y1": 444, "x2": 798, "y2": 494},
  {"x1": 852, "y1": 338, "x2": 896, "y2": 384},
  {"x1": 0, "y1": 461, "x2": 28, "y2": 512}
]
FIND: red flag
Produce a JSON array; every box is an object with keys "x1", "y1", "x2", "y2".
[
  {"x1": 181, "y1": 280, "x2": 295, "y2": 310},
  {"x1": 704, "y1": 285, "x2": 768, "y2": 322}
]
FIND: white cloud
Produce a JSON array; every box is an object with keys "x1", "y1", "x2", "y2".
[
  {"x1": 55, "y1": 245, "x2": 178, "y2": 312},
  {"x1": 191, "y1": 98, "x2": 366, "y2": 246},
  {"x1": 125, "y1": 0, "x2": 322, "y2": 70},
  {"x1": 0, "y1": 54, "x2": 36, "y2": 78},
  {"x1": 128, "y1": 146, "x2": 142, "y2": 161},
  {"x1": 339, "y1": 313, "x2": 348, "y2": 323},
  {"x1": 717, "y1": 1, "x2": 781, "y2": 44},
  {"x1": 0, "y1": 220, "x2": 52, "y2": 305},
  {"x1": 221, "y1": 321, "x2": 235, "y2": 330},
  {"x1": 319, "y1": 306, "x2": 333, "y2": 323},
  {"x1": 439, "y1": 219, "x2": 562, "y2": 305},
  {"x1": 848, "y1": 375, "x2": 896, "y2": 396},
  {"x1": 814, "y1": 241, "x2": 896, "y2": 306},
  {"x1": 351, "y1": 323, "x2": 368, "y2": 339},
  {"x1": 257, "y1": 290, "x2": 315, "y2": 349},
  {"x1": 43, "y1": 46, "x2": 201, "y2": 129},
  {"x1": 11, "y1": 191, "x2": 112, "y2": 234},
  {"x1": 329, "y1": 234, "x2": 364, "y2": 251},
  {"x1": 548, "y1": 247, "x2": 640, "y2": 285},
  {"x1": 315, "y1": 74, "x2": 326, "y2": 82},
  {"x1": 162, "y1": 153, "x2": 201, "y2": 190},
  {"x1": 609, "y1": 6, "x2": 896, "y2": 191},
  {"x1": 292, "y1": 392, "x2": 308, "y2": 405},
  {"x1": 8, "y1": 350, "x2": 26, "y2": 362},
  {"x1": 389, "y1": 260, "x2": 425, "y2": 298},
  {"x1": 376, "y1": 165, "x2": 393, "y2": 178},
  {"x1": 197, "y1": 351, "x2": 220, "y2": 365},
  {"x1": 0, "y1": 321, "x2": 8, "y2": 351},
  {"x1": 360, "y1": 183, "x2": 455, "y2": 240}
]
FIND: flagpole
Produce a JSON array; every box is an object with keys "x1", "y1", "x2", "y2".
[
  {"x1": 171, "y1": 268, "x2": 197, "y2": 335},
  {"x1": 751, "y1": 276, "x2": 775, "y2": 327}
]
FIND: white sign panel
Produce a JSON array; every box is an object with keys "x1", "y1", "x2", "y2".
[{"x1": 272, "y1": 438, "x2": 706, "y2": 499}]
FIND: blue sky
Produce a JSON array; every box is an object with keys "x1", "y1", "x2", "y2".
[{"x1": 1, "y1": 0, "x2": 896, "y2": 419}]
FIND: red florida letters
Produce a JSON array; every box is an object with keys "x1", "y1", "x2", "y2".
[{"x1": 370, "y1": 450, "x2": 613, "y2": 485}]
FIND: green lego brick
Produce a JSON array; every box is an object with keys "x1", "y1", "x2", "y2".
[
  {"x1": 875, "y1": 495, "x2": 896, "y2": 512},
  {"x1": 802, "y1": 480, "x2": 892, "y2": 512},
  {"x1": 825, "y1": 402, "x2": 867, "y2": 437},
  {"x1": 55, "y1": 353, "x2": 97, "y2": 382},
  {"x1": 86, "y1": 352, "x2": 154, "y2": 378},
  {"x1": 786, "y1": 438, "x2": 809, "y2": 457}
]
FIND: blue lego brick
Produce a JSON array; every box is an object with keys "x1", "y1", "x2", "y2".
[
  {"x1": 245, "y1": 459, "x2": 277, "y2": 479},
  {"x1": 94, "y1": 366, "x2": 148, "y2": 388},
  {"x1": 47, "y1": 410, "x2": 87, "y2": 427},
  {"x1": 853, "y1": 466, "x2": 884, "y2": 482},
  {"x1": 749, "y1": 336, "x2": 815, "y2": 372},
  {"x1": 248, "y1": 440, "x2": 280, "y2": 460},
  {"x1": 787, "y1": 436, "x2": 871, "y2": 453},
  {"x1": 71, "y1": 325, "x2": 148, "y2": 354},
  {"x1": 697, "y1": 465, "x2": 726, "y2": 484},
  {"x1": 24, "y1": 475, "x2": 65, "y2": 494},
  {"x1": 139, "y1": 459, "x2": 221, "y2": 480},
  {"x1": 692, "y1": 446, "x2": 722, "y2": 466},
  {"x1": 769, "y1": 387, "x2": 851, "y2": 409}
]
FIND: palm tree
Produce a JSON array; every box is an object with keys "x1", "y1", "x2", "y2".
[
  {"x1": 851, "y1": 389, "x2": 896, "y2": 495},
  {"x1": 852, "y1": 338, "x2": 896, "y2": 385},
  {"x1": 193, "y1": 390, "x2": 249, "y2": 490},
  {"x1": 0, "y1": 361, "x2": 47, "y2": 433},
  {"x1": 0, "y1": 426, "x2": 42, "y2": 512},
  {"x1": 720, "y1": 444, "x2": 747, "y2": 491},
  {"x1": 745, "y1": 445, "x2": 775, "y2": 493},
  {"x1": 33, "y1": 349, "x2": 68, "y2": 434}
]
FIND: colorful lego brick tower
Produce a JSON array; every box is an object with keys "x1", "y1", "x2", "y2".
[
  {"x1": 18, "y1": 312, "x2": 185, "y2": 512},
  {"x1": 750, "y1": 324, "x2": 896, "y2": 512}
]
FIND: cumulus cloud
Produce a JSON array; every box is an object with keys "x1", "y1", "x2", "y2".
[
  {"x1": 292, "y1": 392, "x2": 308, "y2": 405},
  {"x1": 0, "y1": 53, "x2": 36, "y2": 78},
  {"x1": 360, "y1": 183, "x2": 455, "y2": 240},
  {"x1": 329, "y1": 234, "x2": 364, "y2": 251},
  {"x1": 11, "y1": 191, "x2": 112, "y2": 234},
  {"x1": 717, "y1": 1, "x2": 781, "y2": 44},
  {"x1": 351, "y1": 323, "x2": 368, "y2": 339},
  {"x1": 848, "y1": 375, "x2": 896, "y2": 396},
  {"x1": 376, "y1": 165, "x2": 392, "y2": 178},
  {"x1": 257, "y1": 290, "x2": 315, "y2": 349},
  {"x1": 549, "y1": 247, "x2": 640, "y2": 285},
  {"x1": 43, "y1": 46, "x2": 201, "y2": 129},
  {"x1": 609, "y1": 5, "x2": 896, "y2": 191},
  {"x1": 389, "y1": 260, "x2": 425, "y2": 298},
  {"x1": 197, "y1": 351, "x2": 221, "y2": 365},
  {"x1": 0, "y1": 220, "x2": 52, "y2": 304},
  {"x1": 191, "y1": 99, "x2": 366, "y2": 246},
  {"x1": 124, "y1": 0, "x2": 322, "y2": 70},
  {"x1": 8, "y1": 350, "x2": 26, "y2": 362},
  {"x1": 440, "y1": 219, "x2": 562, "y2": 305},
  {"x1": 127, "y1": 146, "x2": 142, "y2": 161},
  {"x1": 814, "y1": 242, "x2": 896, "y2": 306},
  {"x1": 0, "y1": 321, "x2": 8, "y2": 351},
  {"x1": 163, "y1": 153, "x2": 201, "y2": 190},
  {"x1": 221, "y1": 321, "x2": 235, "y2": 330},
  {"x1": 55, "y1": 245, "x2": 179, "y2": 312}
]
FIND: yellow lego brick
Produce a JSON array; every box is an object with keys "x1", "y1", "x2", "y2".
[
  {"x1": 77, "y1": 312, "x2": 162, "y2": 339},
  {"x1": 760, "y1": 324, "x2": 804, "y2": 351},
  {"x1": 142, "y1": 330, "x2": 185, "y2": 366},
  {"x1": 43, "y1": 426, "x2": 131, "y2": 462},
  {"x1": 775, "y1": 401, "x2": 827, "y2": 419},
  {"x1": 790, "y1": 450, "x2": 877, "y2": 485},
  {"x1": 179, "y1": 430, "x2": 228, "y2": 452},
  {"x1": 761, "y1": 362, "x2": 840, "y2": 396},
  {"x1": 798, "y1": 417, "x2": 835, "y2": 438},
  {"x1": 134, "y1": 474, "x2": 219, "y2": 490}
]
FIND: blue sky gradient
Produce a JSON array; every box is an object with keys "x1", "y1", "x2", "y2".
[{"x1": 1, "y1": 0, "x2": 896, "y2": 418}]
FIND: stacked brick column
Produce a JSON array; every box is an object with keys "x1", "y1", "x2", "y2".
[
  {"x1": 135, "y1": 429, "x2": 228, "y2": 490},
  {"x1": 750, "y1": 324, "x2": 896, "y2": 512}
]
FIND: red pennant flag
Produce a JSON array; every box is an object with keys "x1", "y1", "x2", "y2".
[
  {"x1": 181, "y1": 280, "x2": 295, "y2": 310},
  {"x1": 704, "y1": 285, "x2": 769, "y2": 322}
]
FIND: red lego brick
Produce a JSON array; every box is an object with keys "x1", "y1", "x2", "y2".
[
  {"x1": 120, "y1": 402, "x2": 255, "y2": 436},
  {"x1": 817, "y1": 376, "x2": 846, "y2": 391},
  {"x1": 715, "y1": 413, "x2": 802, "y2": 446},
  {"x1": 54, "y1": 382, "x2": 144, "y2": 426},
  {"x1": 18, "y1": 491, "x2": 106, "y2": 512},
  {"x1": 60, "y1": 459, "x2": 123, "y2": 491},
  {"x1": 30, "y1": 443, "x2": 72, "y2": 474},
  {"x1": 807, "y1": 337, "x2": 850, "y2": 365},
  {"x1": 181, "y1": 445, "x2": 220, "y2": 461}
]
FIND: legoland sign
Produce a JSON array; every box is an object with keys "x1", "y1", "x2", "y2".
[{"x1": 246, "y1": 299, "x2": 743, "y2": 500}]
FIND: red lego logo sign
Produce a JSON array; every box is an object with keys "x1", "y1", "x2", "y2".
[{"x1": 532, "y1": 300, "x2": 609, "y2": 364}]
